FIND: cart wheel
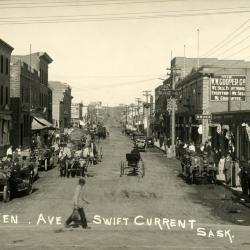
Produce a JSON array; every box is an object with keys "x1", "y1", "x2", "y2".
[
  {"x1": 120, "y1": 161, "x2": 124, "y2": 177},
  {"x1": 3, "y1": 185, "x2": 10, "y2": 202},
  {"x1": 142, "y1": 163, "x2": 145, "y2": 177},
  {"x1": 120, "y1": 162, "x2": 123, "y2": 177},
  {"x1": 44, "y1": 159, "x2": 48, "y2": 171},
  {"x1": 25, "y1": 179, "x2": 33, "y2": 195}
]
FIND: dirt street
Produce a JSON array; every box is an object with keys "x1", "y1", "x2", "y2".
[{"x1": 1, "y1": 119, "x2": 250, "y2": 249}]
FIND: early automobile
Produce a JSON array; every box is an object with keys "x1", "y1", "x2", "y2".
[
  {"x1": 135, "y1": 136, "x2": 146, "y2": 152},
  {"x1": 146, "y1": 137, "x2": 154, "y2": 147},
  {"x1": 0, "y1": 160, "x2": 33, "y2": 202}
]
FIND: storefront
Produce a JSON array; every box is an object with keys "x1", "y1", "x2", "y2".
[{"x1": 212, "y1": 110, "x2": 250, "y2": 160}]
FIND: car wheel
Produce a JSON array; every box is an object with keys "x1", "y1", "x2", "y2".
[{"x1": 3, "y1": 185, "x2": 10, "y2": 202}]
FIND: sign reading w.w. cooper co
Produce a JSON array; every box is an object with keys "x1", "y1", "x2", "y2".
[{"x1": 210, "y1": 75, "x2": 246, "y2": 101}]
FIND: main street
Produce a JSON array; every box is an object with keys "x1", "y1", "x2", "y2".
[{"x1": 0, "y1": 115, "x2": 250, "y2": 249}]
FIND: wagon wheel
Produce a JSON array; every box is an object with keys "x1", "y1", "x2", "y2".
[
  {"x1": 3, "y1": 184, "x2": 11, "y2": 202},
  {"x1": 25, "y1": 178, "x2": 33, "y2": 195},
  {"x1": 142, "y1": 162, "x2": 145, "y2": 177},
  {"x1": 100, "y1": 147, "x2": 103, "y2": 160},
  {"x1": 44, "y1": 159, "x2": 48, "y2": 171},
  {"x1": 120, "y1": 161, "x2": 124, "y2": 177}
]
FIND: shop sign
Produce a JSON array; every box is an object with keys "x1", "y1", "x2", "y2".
[
  {"x1": 210, "y1": 75, "x2": 246, "y2": 101},
  {"x1": 195, "y1": 114, "x2": 211, "y2": 120}
]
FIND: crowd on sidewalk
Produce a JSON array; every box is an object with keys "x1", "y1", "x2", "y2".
[{"x1": 154, "y1": 136, "x2": 250, "y2": 199}]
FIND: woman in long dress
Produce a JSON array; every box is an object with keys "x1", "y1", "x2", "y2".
[{"x1": 217, "y1": 155, "x2": 225, "y2": 181}]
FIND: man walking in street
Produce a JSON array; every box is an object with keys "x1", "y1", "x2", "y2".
[{"x1": 65, "y1": 178, "x2": 90, "y2": 229}]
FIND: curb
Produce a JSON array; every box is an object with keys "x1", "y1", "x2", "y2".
[
  {"x1": 219, "y1": 182, "x2": 250, "y2": 208},
  {"x1": 153, "y1": 144, "x2": 165, "y2": 153}
]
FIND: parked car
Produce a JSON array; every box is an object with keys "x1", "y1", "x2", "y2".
[
  {"x1": 135, "y1": 136, "x2": 146, "y2": 152},
  {"x1": 146, "y1": 137, "x2": 154, "y2": 147}
]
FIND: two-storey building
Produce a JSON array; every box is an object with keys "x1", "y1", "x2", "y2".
[{"x1": 0, "y1": 39, "x2": 14, "y2": 156}]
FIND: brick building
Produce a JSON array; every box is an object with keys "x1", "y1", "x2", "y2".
[
  {"x1": 48, "y1": 81, "x2": 72, "y2": 131},
  {"x1": 10, "y1": 52, "x2": 53, "y2": 148},
  {"x1": 0, "y1": 39, "x2": 13, "y2": 156},
  {"x1": 154, "y1": 81, "x2": 171, "y2": 138},
  {"x1": 172, "y1": 57, "x2": 250, "y2": 159}
]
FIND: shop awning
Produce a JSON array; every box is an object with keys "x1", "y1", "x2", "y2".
[
  {"x1": 34, "y1": 116, "x2": 53, "y2": 127},
  {"x1": 32, "y1": 118, "x2": 47, "y2": 130},
  {"x1": 32, "y1": 116, "x2": 55, "y2": 130}
]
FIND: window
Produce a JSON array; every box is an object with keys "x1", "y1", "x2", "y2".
[
  {"x1": 21, "y1": 88, "x2": 24, "y2": 103},
  {"x1": 5, "y1": 58, "x2": 8, "y2": 75},
  {"x1": 0, "y1": 56, "x2": 3, "y2": 73},
  {"x1": 0, "y1": 86, "x2": 3, "y2": 105},
  {"x1": 5, "y1": 87, "x2": 8, "y2": 105}
]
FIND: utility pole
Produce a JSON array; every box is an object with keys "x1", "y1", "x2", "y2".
[
  {"x1": 135, "y1": 98, "x2": 141, "y2": 131},
  {"x1": 197, "y1": 28, "x2": 200, "y2": 69},
  {"x1": 167, "y1": 65, "x2": 180, "y2": 157},
  {"x1": 228, "y1": 82, "x2": 231, "y2": 112},
  {"x1": 143, "y1": 90, "x2": 151, "y2": 137}
]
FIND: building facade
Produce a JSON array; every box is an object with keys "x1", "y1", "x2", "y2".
[
  {"x1": 0, "y1": 39, "x2": 13, "y2": 156},
  {"x1": 48, "y1": 81, "x2": 72, "y2": 131},
  {"x1": 71, "y1": 102, "x2": 83, "y2": 127},
  {"x1": 173, "y1": 57, "x2": 250, "y2": 159},
  {"x1": 10, "y1": 52, "x2": 53, "y2": 148}
]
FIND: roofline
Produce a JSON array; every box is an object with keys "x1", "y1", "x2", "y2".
[
  {"x1": 39, "y1": 52, "x2": 53, "y2": 64},
  {"x1": 0, "y1": 39, "x2": 14, "y2": 51}
]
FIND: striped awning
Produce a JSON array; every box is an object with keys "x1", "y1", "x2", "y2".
[{"x1": 32, "y1": 116, "x2": 54, "y2": 130}]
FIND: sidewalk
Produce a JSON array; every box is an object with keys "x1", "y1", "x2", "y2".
[
  {"x1": 153, "y1": 140, "x2": 165, "y2": 152},
  {"x1": 153, "y1": 141, "x2": 250, "y2": 208}
]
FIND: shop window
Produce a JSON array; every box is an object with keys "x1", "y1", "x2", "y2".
[
  {"x1": 21, "y1": 88, "x2": 24, "y2": 103},
  {"x1": 0, "y1": 56, "x2": 3, "y2": 73},
  {"x1": 0, "y1": 86, "x2": 3, "y2": 105},
  {"x1": 5, "y1": 58, "x2": 8, "y2": 75},
  {"x1": 5, "y1": 87, "x2": 8, "y2": 105}
]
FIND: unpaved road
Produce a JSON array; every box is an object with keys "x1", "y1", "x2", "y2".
[{"x1": 1, "y1": 117, "x2": 250, "y2": 249}]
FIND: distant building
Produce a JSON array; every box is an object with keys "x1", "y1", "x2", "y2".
[
  {"x1": 71, "y1": 102, "x2": 83, "y2": 127},
  {"x1": 48, "y1": 81, "x2": 72, "y2": 131},
  {"x1": 10, "y1": 52, "x2": 53, "y2": 148},
  {"x1": 0, "y1": 39, "x2": 14, "y2": 156}
]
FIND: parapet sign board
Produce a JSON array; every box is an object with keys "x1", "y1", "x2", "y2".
[{"x1": 210, "y1": 75, "x2": 246, "y2": 101}]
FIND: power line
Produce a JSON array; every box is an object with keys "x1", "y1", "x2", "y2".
[
  {"x1": 202, "y1": 19, "x2": 249, "y2": 57},
  {"x1": 0, "y1": 0, "x2": 181, "y2": 9},
  {"x1": 0, "y1": 6, "x2": 249, "y2": 20},
  {"x1": 206, "y1": 25, "x2": 250, "y2": 57},
  {"x1": 0, "y1": 9, "x2": 250, "y2": 25},
  {"x1": 214, "y1": 35, "x2": 250, "y2": 58}
]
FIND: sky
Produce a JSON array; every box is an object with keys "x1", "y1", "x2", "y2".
[{"x1": 0, "y1": 0, "x2": 250, "y2": 106}]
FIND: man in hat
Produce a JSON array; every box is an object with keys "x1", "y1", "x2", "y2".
[{"x1": 65, "y1": 178, "x2": 90, "y2": 229}]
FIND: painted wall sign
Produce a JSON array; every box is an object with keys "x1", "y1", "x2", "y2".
[{"x1": 210, "y1": 75, "x2": 246, "y2": 101}]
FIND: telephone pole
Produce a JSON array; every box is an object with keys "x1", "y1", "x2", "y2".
[
  {"x1": 143, "y1": 90, "x2": 151, "y2": 137},
  {"x1": 135, "y1": 98, "x2": 141, "y2": 131},
  {"x1": 167, "y1": 65, "x2": 180, "y2": 157}
]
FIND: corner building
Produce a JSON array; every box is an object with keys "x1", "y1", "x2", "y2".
[
  {"x1": 0, "y1": 39, "x2": 13, "y2": 156},
  {"x1": 174, "y1": 57, "x2": 250, "y2": 159}
]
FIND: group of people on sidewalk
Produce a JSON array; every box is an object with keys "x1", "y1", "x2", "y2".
[{"x1": 175, "y1": 139, "x2": 250, "y2": 198}]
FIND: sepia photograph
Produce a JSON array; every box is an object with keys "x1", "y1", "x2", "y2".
[{"x1": 0, "y1": 0, "x2": 250, "y2": 249}]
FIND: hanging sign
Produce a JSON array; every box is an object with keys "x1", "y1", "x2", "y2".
[{"x1": 210, "y1": 75, "x2": 246, "y2": 101}]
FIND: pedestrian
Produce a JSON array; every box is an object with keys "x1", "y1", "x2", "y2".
[
  {"x1": 217, "y1": 154, "x2": 225, "y2": 181},
  {"x1": 159, "y1": 134, "x2": 164, "y2": 148},
  {"x1": 239, "y1": 157, "x2": 249, "y2": 195},
  {"x1": 224, "y1": 153, "x2": 232, "y2": 185},
  {"x1": 188, "y1": 141, "x2": 196, "y2": 153},
  {"x1": 163, "y1": 136, "x2": 168, "y2": 154},
  {"x1": 65, "y1": 177, "x2": 90, "y2": 229},
  {"x1": 6, "y1": 145, "x2": 13, "y2": 158}
]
